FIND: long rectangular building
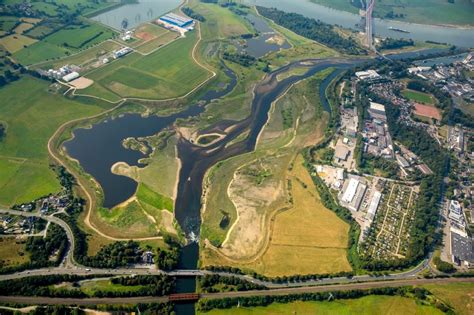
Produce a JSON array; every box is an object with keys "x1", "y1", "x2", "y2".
[{"x1": 159, "y1": 13, "x2": 193, "y2": 28}]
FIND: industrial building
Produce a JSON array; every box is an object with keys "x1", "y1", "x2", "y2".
[
  {"x1": 334, "y1": 145, "x2": 350, "y2": 162},
  {"x1": 113, "y1": 47, "x2": 132, "y2": 59},
  {"x1": 367, "y1": 191, "x2": 382, "y2": 221},
  {"x1": 451, "y1": 231, "x2": 473, "y2": 267},
  {"x1": 62, "y1": 71, "x2": 80, "y2": 82},
  {"x1": 340, "y1": 178, "x2": 367, "y2": 211},
  {"x1": 368, "y1": 102, "x2": 387, "y2": 121},
  {"x1": 355, "y1": 69, "x2": 380, "y2": 81},
  {"x1": 159, "y1": 13, "x2": 193, "y2": 28}
]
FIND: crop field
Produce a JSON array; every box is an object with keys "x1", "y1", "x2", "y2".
[
  {"x1": 13, "y1": 22, "x2": 35, "y2": 34},
  {"x1": 0, "y1": 237, "x2": 29, "y2": 267},
  {"x1": 402, "y1": 89, "x2": 436, "y2": 105},
  {"x1": 199, "y1": 295, "x2": 442, "y2": 315},
  {"x1": 0, "y1": 77, "x2": 111, "y2": 206},
  {"x1": 84, "y1": 31, "x2": 210, "y2": 100},
  {"x1": 309, "y1": 0, "x2": 474, "y2": 26},
  {"x1": 0, "y1": 34, "x2": 37, "y2": 53},
  {"x1": 422, "y1": 282, "x2": 474, "y2": 315},
  {"x1": 361, "y1": 182, "x2": 418, "y2": 260}
]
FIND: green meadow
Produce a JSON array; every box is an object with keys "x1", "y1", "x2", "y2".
[
  {"x1": 0, "y1": 77, "x2": 112, "y2": 206},
  {"x1": 82, "y1": 31, "x2": 210, "y2": 101},
  {"x1": 198, "y1": 295, "x2": 443, "y2": 315}
]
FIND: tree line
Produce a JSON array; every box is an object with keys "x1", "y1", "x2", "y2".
[
  {"x1": 256, "y1": 6, "x2": 366, "y2": 55},
  {"x1": 198, "y1": 274, "x2": 267, "y2": 293}
]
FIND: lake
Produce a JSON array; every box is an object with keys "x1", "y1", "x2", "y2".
[
  {"x1": 244, "y1": 0, "x2": 474, "y2": 48},
  {"x1": 91, "y1": 0, "x2": 181, "y2": 30}
]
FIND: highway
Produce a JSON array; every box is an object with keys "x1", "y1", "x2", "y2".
[
  {"x1": 0, "y1": 277, "x2": 471, "y2": 306},
  {"x1": 365, "y1": 0, "x2": 375, "y2": 50},
  {"x1": 0, "y1": 207, "x2": 432, "y2": 289}
]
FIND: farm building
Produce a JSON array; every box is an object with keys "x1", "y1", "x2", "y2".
[
  {"x1": 159, "y1": 13, "x2": 193, "y2": 28},
  {"x1": 62, "y1": 71, "x2": 79, "y2": 82}
]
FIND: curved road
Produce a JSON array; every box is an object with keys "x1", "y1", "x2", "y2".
[{"x1": 0, "y1": 277, "x2": 471, "y2": 306}]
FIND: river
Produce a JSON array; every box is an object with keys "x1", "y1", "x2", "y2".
[
  {"x1": 244, "y1": 0, "x2": 474, "y2": 48},
  {"x1": 91, "y1": 0, "x2": 181, "y2": 30}
]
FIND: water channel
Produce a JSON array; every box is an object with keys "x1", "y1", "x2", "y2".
[{"x1": 244, "y1": 0, "x2": 474, "y2": 48}]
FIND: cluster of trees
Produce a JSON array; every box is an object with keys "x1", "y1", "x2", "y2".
[
  {"x1": 222, "y1": 51, "x2": 256, "y2": 67},
  {"x1": 378, "y1": 38, "x2": 414, "y2": 50},
  {"x1": 433, "y1": 256, "x2": 456, "y2": 273},
  {"x1": 0, "y1": 223, "x2": 68, "y2": 274},
  {"x1": 256, "y1": 6, "x2": 365, "y2": 55},
  {"x1": 80, "y1": 240, "x2": 143, "y2": 268},
  {"x1": 203, "y1": 265, "x2": 354, "y2": 283},
  {"x1": 0, "y1": 274, "x2": 175, "y2": 298},
  {"x1": 96, "y1": 275, "x2": 176, "y2": 297},
  {"x1": 198, "y1": 286, "x2": 451, "y2": 313},
  {"x1": 182, "y1": 7, "x2": 205, "y2": 22},
  {"x1": 0, "y1": 68, "x2": 20, "y2": 88},
  {"x1": 156, "y1": 246, "x2": 179, "y2": 271},
  {"x1": 0, "y1": 274, "x2": 98, "y2": 297},
  {"x1": 198, "y1": 274, "x2": 266, "y2": 293},
  {"x1": 0, "y1": 123, "x2": 5, "y2": 141}
]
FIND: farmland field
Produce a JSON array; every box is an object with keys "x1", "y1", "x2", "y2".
[
  {"x1": 84, "y1": 31, "x2": 210, "y2": 100},
  {"x1": 13, "y1": 22, "x2": 116, "y2": 65},
  {"x1": 0, "y1": 34, "x2": 37, "y2": 53},
  {"x1": 0, "y1": 77, "x2": 112, "y2": 206},
  {"x1": 198, "y1": 295, "x2": 443, "y2": 315}
]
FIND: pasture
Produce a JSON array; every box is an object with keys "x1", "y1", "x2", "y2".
[
  {"x1": 402, "y1": 89, "x2": 436, "y2": 105},
  {"x1": 85, "y1": 31, "x2": 210, "y2": 100},
  {"x1": 199, "y1": 295, "x2": 443, "y2": 315},
  {"x1": 13, "y1": 22, "x2": 35, "y2": 34},
  {"x1": 0, "y1": 77, "x2": 111, "y2": 206}
]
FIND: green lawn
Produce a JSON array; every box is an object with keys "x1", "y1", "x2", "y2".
[
  {"x1": 198, "y1": 295, "x2": 443, "y2": 315},
  {"x1": 402, "y1": 89, "x2": 436, "y2": 105},
  {"x1": 136, "y1": 183, "x2": 174, "y2": 212},
  {"x1": 0, "y1": 77, "x2": 111, "y2": 206},
  {"x1": 309, "y1": 0, "x2": 474, "y2": 26}
]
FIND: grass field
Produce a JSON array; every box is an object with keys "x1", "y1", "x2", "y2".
[
  {"x1": 402, "y1": 89, "x2": 436, "y2": 105},
  {"x1": 0, "y1": 237, "x2": 29, "y2": 267},
  {"x1": 35, "y1": 40, "x2": 120, "y2": 70},
  {"x1": 309, "y1": 0, "x2": 474, "y2": 26},
  {"x1": 0, "y1": 34, "x2": 37, "y2": 53},
  {"x1": 13, "y1": 22, "x2": 116, "y2": 65},
  {"x1": 0, "y1": 77, "x2": 112, "y2": 206},
  {"x1": 422, "y1": 282, "x2": 474, "y2": 315},
  {"x1": 82, "y1": 30, "x2": 210, "y2": 101},
  {"x1": 77, "y1": 279, "x2": 143, "y2": 296},
  {"x1": 190, "y1": 0, "x2": 253, "y2": 39},
  {"x1": 14, "y1": 22, "x2": 35, "y2": 34},
  {"x1": 0, "y1": 16, "x2": 20, "y2": 33},
  {"x1": 198, "y1": 295, "x2": 442, "y2": 315}
]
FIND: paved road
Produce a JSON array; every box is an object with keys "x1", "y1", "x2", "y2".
[
  {"x1": 0, "y1": 277, "x2": 471, "y2": 306},
  {"x1": 0, "y1": 209, "x2": 76, "y2": 267}
]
